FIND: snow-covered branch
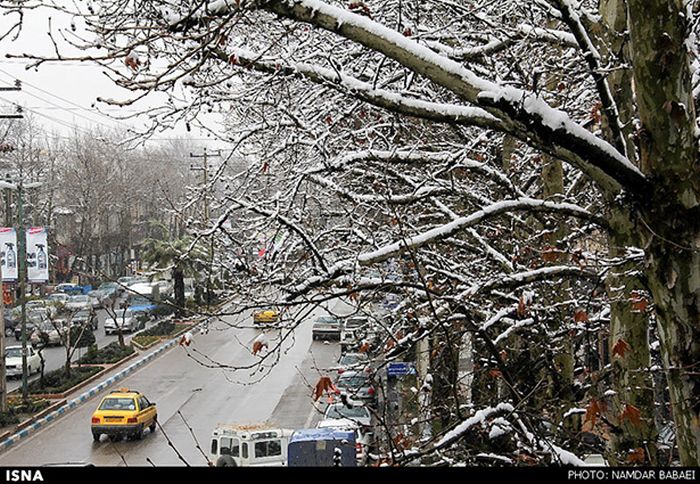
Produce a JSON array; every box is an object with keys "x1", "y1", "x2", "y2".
[{"x1": 358, "y1": 198, "x2": 607, "y2": 265}]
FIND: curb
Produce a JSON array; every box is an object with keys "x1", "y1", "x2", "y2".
[{"x1": 0, "y1": 331, "x2": 188, "y2": 452}]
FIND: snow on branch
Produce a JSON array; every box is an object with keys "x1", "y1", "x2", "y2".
[
  {"x1": 551, "y1": 0, "x2": 628, "y2": 158},
  {"x1": 435, "y1": 403, "x2": 515, "y2": 448},
  {"x1": 179, "y1": 0, "x2": 647, "y2": 195},
  {"x1": 463, "y1": 265, "x2": 600, "y2": 297},
  {"x1": 424, "y1": 23, "x2": 578, "y2": 61},
  {"x1": 357, "y1": 198, "x2": 607, "y2": 265},
  {"x1": 308, "y1": 174, "x2": 450, "y2": 205},
  {"x1": 308, "y1": 149, "x2": 524, "y2": 197},
  {"x1": 254, "y1": 0, "x2": 646, "y2": 195},
  {"x1": 212, "y1": 47, "x2": 502, "y2": 130}
]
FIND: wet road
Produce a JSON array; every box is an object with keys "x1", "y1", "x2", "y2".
[{"x1": 0, "y1": 302, "x2": 345, "y2": 466}]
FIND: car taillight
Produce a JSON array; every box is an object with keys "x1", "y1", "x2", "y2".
[
  {"x1": 91, "y1": 417, "x2": 100, "y2": 424},
  {"x1": 338, "y1": 368, "x2": 345, "y2": 374},
  {"x1": 356, "y1": 442, "x2": 363, "y2": 455},
  {"x1": 367, "y1": 386, "x2": 375, "y2": 395},
  {"x1": 127, "y1": 417, "x2": 138, "y2": 423}
]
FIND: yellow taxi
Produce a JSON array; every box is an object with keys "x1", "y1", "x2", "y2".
[
  {"x1": 253, "y1": 309, "x2": 279, "y2": 325},
  {"x1": 91, "y1": 389, "x2": 158, "y2": 442}
]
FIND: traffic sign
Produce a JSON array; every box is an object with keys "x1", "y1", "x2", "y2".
[{"x1": 387, "y1": 362, "x2": 416, "y2": 377}]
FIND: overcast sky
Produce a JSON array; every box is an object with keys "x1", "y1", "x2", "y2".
[{"x1": 0, "y1": 3, "x2": 226, "y2": 147}]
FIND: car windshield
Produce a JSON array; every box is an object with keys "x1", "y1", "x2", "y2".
[
  {"x1": 326, "y1": 405, "x2": 369, "y2": 420},
  {"x1": 75, "y1": 310, "x2": 90, "y2": 318},
  {"x1": 338, "y1": 375, "x2": 370, "y2": 388},
  {"x1": 48, "y1": 294, "x2": 66, "y2": 301},
  {"x1": 345, "y1": 319, "x2": 367, "y2": 328},
  {"x1": 99, "y1": 283, "x2": 117, "y2": 289},
  {"x1": 98, "y1": 397, "x2": 136, "y2": 411},
  {"x1": 27, "y1": 301, "x2": 45, "y2": 307},
  {"x1": 129, "y1": 296, "x2": 151, "y2": 306},
  {"x1": 72, "y1": 296, "x2": 88, "y2": 302},
  {"x1": 339, "y1": 354, "x2": 366, "y2": 366},
  {"x1": 5, "y1": 348, "x2": 21, "y2": 358},
  {"x1": 38, "y1": 321, "x2": 55, "y2": 331},
  {"x1": 316, "y1": 317, "x2": 337, "y2": 325}
]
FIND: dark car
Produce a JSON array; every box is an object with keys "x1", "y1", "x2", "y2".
[
  {"x1": 14, "y1": 312, "x2": 46, "y2": 340},
  {"x1": 335, "y1": 371, "x2": 377, "y2": 406},
  {"x1": 336, "y1": 352, "x2": 370, "y2": 375},
  {"x1": 312, "y1": 316, "x2": 341, "y2": 341},
  {"x1": 71, "y1": 308, "x2": 98, "y2": 331},
  {"x1": 4, "y1": 314, "x2": 18, "y2": 337}
]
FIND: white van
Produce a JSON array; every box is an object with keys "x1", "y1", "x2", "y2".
[{"x1": 210, "y1": 425, "x2": 294, "y2": 467}]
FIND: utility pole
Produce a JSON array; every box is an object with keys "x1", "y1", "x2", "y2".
[
  {"x1": 0, "y1": 262, "x2": 6, "y2": 413},
  {"x1": 0, "y1": 78, "x2": 23, "y2": 411},
  {"x1": 17, "y1": 172, "x2": 28, "y2": 403},
  {"x1": 190, "y1": 148, "x2": 220, "y2": 311}
]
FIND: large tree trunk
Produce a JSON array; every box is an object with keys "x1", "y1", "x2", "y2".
[
  {"x1": 627, "y1": 0, "x2": 700, "y2": 465},
  {"x1": 599, "y1": 0, "x2": 658, "y2": 463},
  {"x1": 173, "y1": 266, "x2": 185, "y2": 317}
]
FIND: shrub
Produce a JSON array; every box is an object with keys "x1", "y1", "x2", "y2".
[
  {"x1": 132, "y1": 335, "x2": 160, "y2": 348},
  {"x1": 0, "y1": 398, "x2": 51, "y2": 427},
  {"x1": 28, "y1": 366, "x2": 102, "y2": 394},
  {"x1": 77, "y1": 342, "x2": 135, "y2": 364},
  {"x1": 140, "y1": 320, "x2": 176, "y2": 337}
]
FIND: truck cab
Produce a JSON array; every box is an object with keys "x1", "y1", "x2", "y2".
[{"x1": 210, "y1": 425, "x2": 293, "y2": 467}]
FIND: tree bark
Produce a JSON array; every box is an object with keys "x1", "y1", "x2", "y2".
[{"x1": 627, "y1": 0, "x2": 700, "y2": 465}]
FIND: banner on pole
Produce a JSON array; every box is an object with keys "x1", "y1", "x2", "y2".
[
  {"x1": 0, "y1": 227, "x2": 18, "y2": 281},
  {"x1": 27, "y1": 227, "x2": 49, "y2": 283}
]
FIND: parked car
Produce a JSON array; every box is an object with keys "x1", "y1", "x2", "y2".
[
  {"x1": 47, "y1": 292, "x2": 71, "y2": 308},
  {"x1": 5, "y1": 345, "x2": 41, "y2": 378},
  {"x1": 323, "y1": 402, "x2": 372, "y2": 428},
  {"x1": 122, "y1": 294, "x2": 157, "y2": 315},
  {"x1": 54, "y1": 283, "x2": 83, "y2": 295},
  {"x1": 66, "y1": 295, "x2": 98, "y2": 312},
  {"x1": 312, "y1": 316, "x2": 341, "y2": 341},
  {"x1": 14, "y1": 311, "x2": 47, "y2": 340},
  {"x1": 4, "y1": 314, "x2": 18, "y2": 337},
  {"x1": 104, "y1": 309, "x2": 143, "y2": 335},
  {"x1": 340, "y1": 317, "x2": 369, "y2": 352},
  {"x1": 97, "y1": 282, "x2": 120, "y2": 299},
  {"x1": 335, "y1": 371, "x2": 377, "y2": 405},
  {"x1": 91, "y1": 388, "x2": 157, "y2": 441},
  {"x1": 336, "y1": 352, "x2": 370, "y2": 375},
  {"x1": 30, "y1": 320, "x2": 67, "y2": 346},
  {"x1": 71, "y1": 308, "x2": 98, "y2": 331},
  {"x1": 25, "y1": 299, "x2": 57, "y2": 318},
  {"x1": 87, "y1": 289, "x2": 111, "y2": 309}
]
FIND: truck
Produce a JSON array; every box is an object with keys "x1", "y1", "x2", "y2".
[
  {"x1": 288, "y1": 428, "x2": 357, "y2": 467},
  {"x1": 210, "y1": 425, "x2": 293, "y2": 467}
]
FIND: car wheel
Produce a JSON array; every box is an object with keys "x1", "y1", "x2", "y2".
[
  {"x1": 149, "y1": 418, "x2": 157, "y2": 434},
  {"x1": 133, "y1": 425, "x2": 144, "y2": 440},
  {"x1": 4, "y1": 328, "x2": 12, "y2": 337},
  {"x1": 108, "y1": 434, "x2": 120, "y2": 442},
  {"x1": 92, "y1": 432, "x2": 101, "y2": 442},
  {"x1": 216, "y1": 456, "x2": 237, "y2": 467}
]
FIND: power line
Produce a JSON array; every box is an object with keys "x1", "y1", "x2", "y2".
[{"x1": 0, "y1": 68, "x2": 128, "y2": 130}]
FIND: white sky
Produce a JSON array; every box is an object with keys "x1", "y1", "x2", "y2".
[{"x1": 0, "y1": 4, "x2": 228, "y2": 148}]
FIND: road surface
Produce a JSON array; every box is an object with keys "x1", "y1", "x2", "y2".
[{"x1": 0, "y1": 302, "x2": 345, "y2": 466}]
